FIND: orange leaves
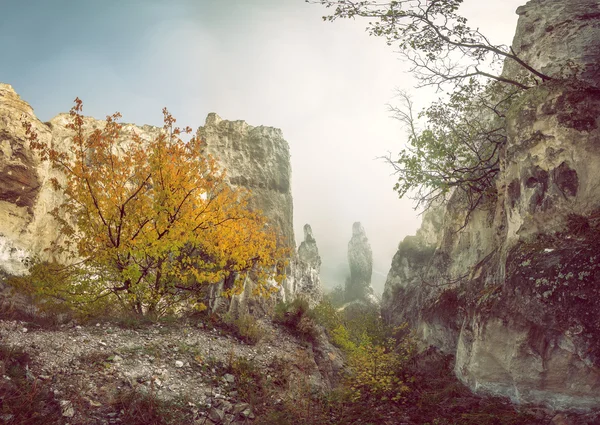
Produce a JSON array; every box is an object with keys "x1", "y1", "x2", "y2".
[{"x1": 27, "y1": 99, "x2": 288, "y2": 316}]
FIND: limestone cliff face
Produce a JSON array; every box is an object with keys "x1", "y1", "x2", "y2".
[
  {"x1": 0, "y1": 84, "x2": 57, "y2": 275},
  {"x1": 0, "y1": 86, "x2": 321, "y2": 308},
  {"x1": 346, "y1": 222, "x2": 375, "y2": 303},
  {"x1": 197, "y1": 113, "x2": 322, "y2": 309},
  {"x1": 503, "y1": 0, "x2": 600, "y2": 87},
  {"x1": 382, "y1": 0, "x2": 600, "y2": 411},
  {"x1": 198, "y1": 113, "x2": 294, "y2": 248}
]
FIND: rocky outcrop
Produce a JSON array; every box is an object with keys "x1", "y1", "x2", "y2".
[
  {"x1": 291, "y1": 224, "x2": 323, "y2": 307},
  {"x1": 0, "y1": 86, "x2": 321, "y2": 309},
  {"x1": 197, "y1": 114, "x2": 322, "y2": 309},
  {"x1": 382, "y1": 0, "x2": 600, "y2": 412},
  {"x1": 298, "y1": 224, "x2": 321, "y2": 269},
  {"x1": 198, "y1": 113, "x2": 294, "y2": 248},
  {"x1": 503, "y1": 0, "x2": 600, "y2": 88},
  {"x1": 346, "y1": 222, "x2": 375, "y2": 303}
]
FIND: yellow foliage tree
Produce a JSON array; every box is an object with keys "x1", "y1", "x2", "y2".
[
  {"x1": 346, "y1": 334, "x2": 414, "y2": 402},
  {"x1": 315, "y1": 299, "x2": 416, "y2": 403},
  {"x1": 22, "y1": 99, "x2": 288, "y2": 316}
]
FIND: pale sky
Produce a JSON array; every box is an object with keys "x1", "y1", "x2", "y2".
[{"x1": 1, "y1": 0, "x2": 525, "y2": 293}]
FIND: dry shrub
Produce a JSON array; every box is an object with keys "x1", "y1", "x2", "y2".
[
  {"x1": 111, "y1": 389, "x2": 193, "y2": 425},
  {"x1": 0, "y1": 345, "x2": 63, "y2": 425},
  {"x1": 223, "y1": 312, "x2": 265, "y2": 345}
]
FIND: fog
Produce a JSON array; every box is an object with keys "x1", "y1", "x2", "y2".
[{"x1": 2, "y1": 0, "x2": 525, "y2": 293}]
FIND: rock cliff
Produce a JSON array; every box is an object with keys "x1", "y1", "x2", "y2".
[
  {"x1": 198, "y1": 113, "x2": 295, "y2": 249},
  {"x1": 382, "y1": 0, "x2": 600, "y2": 412},
  {"x1": 197, "y1": 113, "x2": 321, "y2": 309},
  {"x1": 0, "y1": 84, "x2": 57, "y2": 275},
  {"x1": 0, "y1": 85, "x2": 321, "y2": 309}
]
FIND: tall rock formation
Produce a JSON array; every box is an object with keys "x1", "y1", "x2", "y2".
[
  {"x1": 196, "y1": 113, "x2": 321, "y2": 309},
  {"x1": 0, "y1": 85, "x2": 321, "y2": 309},
  {"x1": 382, "y1": 0, "x2": 600, "y2": 411},
  {"x1": 198, "y1": 113, "x2": 295, "y2": 248},
  {"x1": 346, "y1": 222, "x2": 375, "y2": 303},
  {"x1": 293, "y1": 224, "x2": 323, "y2": 307},
  {"x1": 298, "y1": 224, "x2": 321, "y2": 269}
]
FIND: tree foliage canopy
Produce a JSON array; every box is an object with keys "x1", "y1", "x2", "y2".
[{"x1": 22, "y1": 100, "x2": 288, "y2": 316}]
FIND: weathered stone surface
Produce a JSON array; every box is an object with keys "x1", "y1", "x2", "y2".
[
  {"x1": 503, "y1": 0, "x2": 600, "y2": 88},
  {"x1": 0, "y1": 130, "x2": 39, "y2": 210},
  {"x1": 298, "y1": 224, "x2": 321, "y2": 270},
  {"x1": 452, "y1": 79, "x2": 600, "y2": 410},
  {"x1": 382, "y1": 1, "x2": 600, "y2": 411},
  {"x1": 197, "y1": 113, "x2": 322, "y2": 310},
  {"x1": 198, "y1": 113, "x2": 294, "y2": 248},
  {"x1": 345, "y1": 222, "x2": 375, "y2": 303},
  {"x1": 0, "y1": 84, "x2": 56, "y2": 275}
]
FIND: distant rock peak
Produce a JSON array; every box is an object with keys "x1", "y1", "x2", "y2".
[
  {"x1": 352, "y1": 221, "x2": 365, "y2": 236},
  {"x1": 303, "y1": 224, "x2": 315, "y2": 244},
  {"x1": 294, "y1": 223, "x2": 322, "y2": 307},
  {"x1": 345, "y1": 222, "x2": 375, "y2": 303}
]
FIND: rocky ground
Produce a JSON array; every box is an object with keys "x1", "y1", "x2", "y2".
[{"x1": 0, "y1": 316, "x2": 340, "y2": 425}]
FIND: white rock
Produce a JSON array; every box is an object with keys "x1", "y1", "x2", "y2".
[{"x1": 59, "y1": 400, "x2": 74, "y2": 418}]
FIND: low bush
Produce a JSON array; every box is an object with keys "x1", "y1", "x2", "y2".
[
  {"x1": 222, "y1": 312, "x2": 265, "y2": 345},
  {"x1": 111, "y1": 389, "x2": 193, "y2": 425},
  {"x1": 273, "y1": 298, "x2": 320, "y2": 341}
]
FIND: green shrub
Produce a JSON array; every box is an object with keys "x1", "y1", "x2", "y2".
[
  {"x1": 273, "y1": 298, "x2": 320, "y2": 341},
  {"x1": 211, "y1": 313, "x2": 265, "y2": 345},
  {"x1": 313, "y1": 299, "x2": 417, "y2": 404},
  {"x1": 312, "y1": 298, "x2": 342, "y2": 332},
  {"x1": 274, "y1": 297, "x2": 310, "y2": 325},
  {"x1": 324, "y1": 285, "x2": 346, "y2": 308},
  {"x1": 222, "y1": 312, "x2": 265, "y2": 345},
  {"x1": 345, "y1": 333, "x2": 415, "y2": 402}
]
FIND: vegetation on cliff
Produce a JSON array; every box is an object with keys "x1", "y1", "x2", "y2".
[{"x1": 310, "y1": 0, "x2": 553, "y2": 218}]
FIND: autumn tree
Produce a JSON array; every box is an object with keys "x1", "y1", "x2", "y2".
[
  {"x1": 309, "y1": 0, "x2": 552, "y2": 216},
  {"x1": 21, "y1": 99, "x2": 288, "y2": 316}
]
